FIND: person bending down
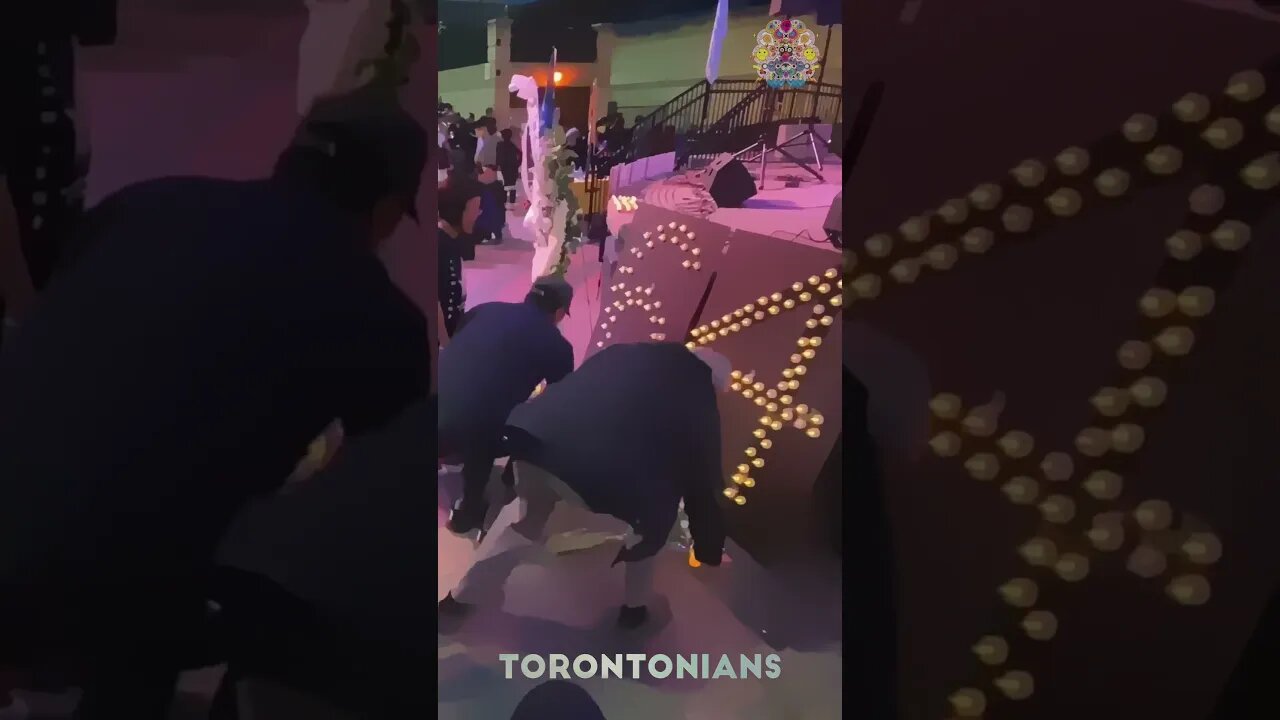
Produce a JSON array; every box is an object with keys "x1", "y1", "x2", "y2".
[
  {"x1": 0, "y1": 87, "x2": 433, "y2": 719},
  {"x1": 438, "y1": 275, "x2": 575, "y2": 534},
  {"x1": 440, "y1": 343, "x2": 731, "y2": 629}
]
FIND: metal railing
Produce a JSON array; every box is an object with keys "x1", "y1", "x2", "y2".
[
  {"x1": 628, "y1": 79, "x2": 765, "y2": 159},
  {"x1": 626, "y1": 79, "x2": 843, "y2": 164},
  {"x1": 682, "y1": 81, "x2": 844, "y2": 166}
]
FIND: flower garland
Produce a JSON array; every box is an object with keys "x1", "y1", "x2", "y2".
[{"x1": 545, "y1": 138, "x2": 583, "y2": 277}]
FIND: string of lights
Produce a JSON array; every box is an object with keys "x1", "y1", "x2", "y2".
[
  {"x1": 687, "y1": 267, "x2": 843, "y2": 506},
  {"x1": 601, "y1": 214, "x2": 844, "y2": 508},
  {"x1": 836, "y1": 61, "x2": 1276, "y2": 717},
  {"x1": 598, "y1": 220, "x2": 703, "y2": 345},
  {"x1": 927, "y1": 69, "x2": 1273, "y2": 719},
  {"x1": 840, "y1": 70, "x2": 1279, "y2": 312}
]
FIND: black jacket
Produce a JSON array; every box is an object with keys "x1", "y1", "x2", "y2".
[
  {"x1": 0, "y1": 175, "x2": 430, "y2": 584},
  {"x1": 506, "y1": 343, "x2": 726, "y2": 565},
  {"x1": 438, "y1": 300, "x2": 573, "y2": 445},
  {"x1": 496, "y1": 139, "x2": 522, "y2": 178}
]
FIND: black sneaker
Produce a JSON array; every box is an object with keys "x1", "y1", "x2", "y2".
[
  {"x1": 617, "y1": 604, "x2": 649, "y2": 629},
  {"x1": 448, "y1": 501, "x2": 487, "y2": 535}
]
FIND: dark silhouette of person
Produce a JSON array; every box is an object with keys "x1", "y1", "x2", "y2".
[
  {"x1": 441, "y1": 343, "x2": 730, "y2": 629},
  {"x1": 439, "y1": 276, "x2": 574, "y2": 534},
  {"x1": 0, "y1": 87, "x2": 432, "y2": 719},
  {"x1": 0, "y1": 0, "x2": 117, "y2": 349},
  {"x1": 842, "y1": 366, "x2": 897, "y2": 720},
  {"x1": 509, "y1": 680, "x2": 607, "y2": 720},
  {"x1": 497, "y1": 127, "x2": 522, "y2": 204},
  {"x1": 437, "y1": 176, "x2": 483, "y2": 338},
  {"x1": 475, "y1": 163, "x2": 507, "y2": 245}
]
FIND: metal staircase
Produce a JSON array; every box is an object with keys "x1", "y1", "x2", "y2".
[
  {"x1": 627, "y1": 78, "x2": 844, "y2": 168},
  {"x1": 629, "y1": 79, "x2": 760, "y2": 159},
  {"x1": 683, "y1": 81, "x2": 843, "y2": 168}
]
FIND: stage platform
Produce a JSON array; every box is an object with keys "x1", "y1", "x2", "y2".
[
  {"x1": 610, "y1": 159, "x2": 843, "y2": 254},
  {"x1": 465, "y1": 155, "x2": 843, "y2": 365}
]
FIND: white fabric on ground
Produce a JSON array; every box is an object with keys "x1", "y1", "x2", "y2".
[{"x1": 452, "y1": 460, "x2": 656, "y2": 607}]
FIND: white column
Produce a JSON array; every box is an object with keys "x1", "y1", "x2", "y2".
[
  {"x1": 295, "y1": 0, "x2": 394, "y2": 117},
  {"x1": 592, "y1": 23, "x2": 616, "y2": 123},
  {"x1": 489, "y1": 18, "x2": 514, "y2": 129}
]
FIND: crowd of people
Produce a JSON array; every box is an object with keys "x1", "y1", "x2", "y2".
[
  {"x1": 430, "y1": 93, "x2": 739, "y2": 613},
  {"x1": 431, "y1": 101, "x2": 731, "y2": 635},
  {"x1": 433, "y1": 103, "x2": 524, "y2": 344},
  {"x1": 431, "y1": 99, "x2": 643, "y2": 346},
  {"x1": 0, "y1": 11, "x2": 732, "y2": 715}
]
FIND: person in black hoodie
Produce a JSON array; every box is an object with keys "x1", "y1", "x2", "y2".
[
  {"x1": 474, "y1": 164, "x2": 506, "y2": 245},
  {"x1": 496, "y1": 128, "x2": 521, "y2": 206},
  {"x1": 440, "y1": 343, "x2": 731, "y2": 629}
]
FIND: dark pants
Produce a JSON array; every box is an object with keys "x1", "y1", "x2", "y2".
[
  {"x1": 1, "y1": 572, "x2": 212, "y2": 719},
  {"x1": 203, "y1": 567, "x2": 434, "y2": 719},
  {"x1": 462, "y1": 444, "x2": 500, "y2": 510},
  {"x1": 500, "y1": 168, "x2": 519, "y2": 203},
  {"x1": 441, "y1": 427, "x2": 507, "y2": 512},
  {"x1": 438, "y1": 254, "x2": 464, "y2": 336},
  {"x1": 1, "y1": 566, "x2": 433, "y2": 719}
]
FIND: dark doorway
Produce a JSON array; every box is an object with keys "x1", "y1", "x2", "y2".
[
  {"x1": 550, "y1": 86, "x2": 592, "y2": 134},
  {"x1": 508, "y1": 86, "x2": 593, "y2": 135}
]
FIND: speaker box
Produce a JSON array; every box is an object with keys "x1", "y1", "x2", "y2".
[
  {"x1": 701, "y1": 153, "x2": 757, "y2": 208},
  {"x1": 824, "y1": 190, "x2": 842, "y2": 247}
]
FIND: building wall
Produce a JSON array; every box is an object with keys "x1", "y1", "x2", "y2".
[
  {"x1": 610, "y1": 11, "x2": 842, "y2": 117},
  {"x1": 438, "y1": 64, "x2": 493, "y2": 117},
  {"x1": 437, "y1": 10, "x2": 843, "y2": 123}
]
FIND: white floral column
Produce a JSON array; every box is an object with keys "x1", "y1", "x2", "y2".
[{"x1": 296, "y1": 0, "x2": 395, "y2": 116}]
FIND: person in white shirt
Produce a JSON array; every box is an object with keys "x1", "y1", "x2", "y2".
[{"x1": 473, "y1": 116, "x2": 498, "y2": 169}]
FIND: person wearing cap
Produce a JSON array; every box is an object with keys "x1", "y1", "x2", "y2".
[
  {"x1": 440, "y1": 343, "x2": 730, "y2": 629},
  {"x1": 473, "y1": 116, "x2": 498, "y2": 171},
  {"x1": 0, "y1": 87, "x2": 433, "y2": 717},
  {"x1": 437, "y1": 275, "x2": 576, "y2": 534}
]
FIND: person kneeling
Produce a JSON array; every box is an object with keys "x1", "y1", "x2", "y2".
[{"x1": 439, "y1": 343, "x2": 731, "y2": 628}]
